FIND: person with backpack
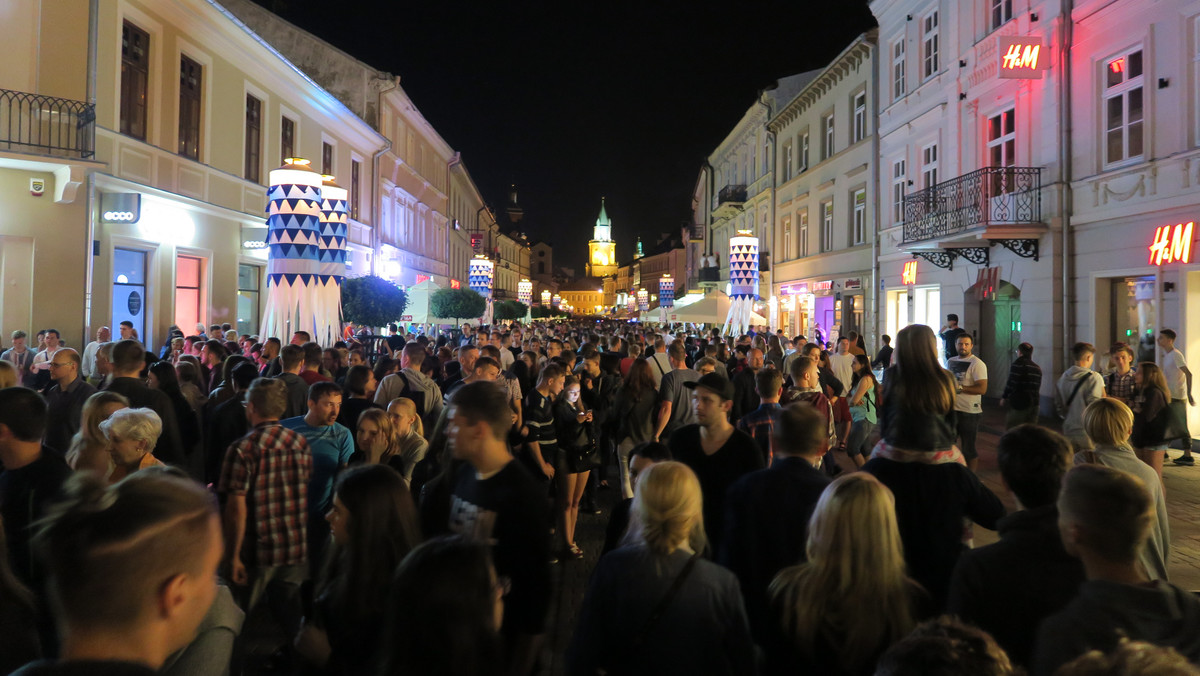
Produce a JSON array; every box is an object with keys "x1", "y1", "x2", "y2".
[
  {"x1": 374, "y1": 342, "x2": 442, "y2": 438},
  {"x1": 845, "y1": 354, "x2": 878, "y2": 469}
]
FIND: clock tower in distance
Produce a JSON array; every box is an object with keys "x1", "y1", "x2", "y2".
[{"x1": 587, "y1": 197, "x2": 617, "y2": 277}]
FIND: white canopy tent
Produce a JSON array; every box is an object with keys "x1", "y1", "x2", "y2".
[{"x1": 657, "y1": 291, "x2": 765, "y2": 328}]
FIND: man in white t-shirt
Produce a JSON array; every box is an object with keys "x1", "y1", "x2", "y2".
[
  {"x1": 1158, "y1": 329, "x2": 1195, "y2": 465},
  {"x1": 948, "y1": 334, "x2": 988, "y2": 472},
  {"x1": 826, "y1": 338, "x2": 856, "y2": 397}
]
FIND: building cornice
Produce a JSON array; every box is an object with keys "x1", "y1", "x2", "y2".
[{"x1": 768, "y1": 32, "x2": 878, "y2": 133}]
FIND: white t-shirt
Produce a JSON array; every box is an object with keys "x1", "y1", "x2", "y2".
[
  {"x1": 1163, "y1": 348, "x2": 1188, "y2": 399},
  {"x1": 827, "y1": 352, "x2": 855, "y2": 396},
  {"x1": 948, "y1": 354, "x2": 988, "y2": 413}
]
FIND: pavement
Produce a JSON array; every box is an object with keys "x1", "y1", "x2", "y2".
[{"x1": 538, "y1": 402, "x2": 1200, "y2": 674}]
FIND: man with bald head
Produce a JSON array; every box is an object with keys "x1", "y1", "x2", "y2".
[
  {"x1": 43, "y1": 347, "x2": 97, "y2": 453},
  {"x1": 80, "y1": 326, "x2": 110, "y2": 379},
  {"x1": 732, "y1": 347, "x2": 765, "y2": 424}
]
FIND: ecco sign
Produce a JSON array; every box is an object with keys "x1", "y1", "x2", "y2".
[{"x1": 100, "y1": 193, "x2": 142, "y2": 224}]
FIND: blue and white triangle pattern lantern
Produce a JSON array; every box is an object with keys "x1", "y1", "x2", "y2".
[
  {"x1": 261, "y1": 158, "x2": 322, "y2": 342},
  {"x1": 314, "y1": 176, "x2": 348, "y2": 345},
  {"x1": 637, "y1": 287, "x2": 649, "y2": 313},
  {"x1": 518, "y1": 279, "x2": 532, "y2": 322},
  {"x1": 469, "y1": 255, "x2": 494, "y2": 325},
  {"x1": 659, "y1": 274, "x2": 674, "y2": 323},
  {"x1": 723, "y1": 231, "x2": 759, "y2": 336}
]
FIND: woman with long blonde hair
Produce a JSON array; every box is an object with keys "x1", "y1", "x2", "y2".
[
  {"x1": 568, "y1": 462, "x2": 754, "y2": 675},
  {"x1": 768, "y1": 473, "x2": 925, "y2": 675},
  {"x1": 384, "y1": 398, "x2": 428, "y2": 483},
  {"x1": 1131, "y1": 362, "x2": 1172, "y2": 478},
  {"x1": 66, "y1": 391, "x2": 129, "y2": 475},
  {"x1": 864, "y1": 324, "x2": 1005, "y2": 607}
]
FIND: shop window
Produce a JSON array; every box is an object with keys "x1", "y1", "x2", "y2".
[
  {"x1": 178, "y1": 55, "x2": 202, "y2": 160},
  {"x1": 1104, "y1": 48, "x2": 1144, "y2": 166},
  {"x1": 238, "y1": 264, "x2": 261, "y2": 336},
  {"x1": 120, "y1": 21, "x2": 150, "y2": 141},
  {"x1": 174, "y1": 255, "x2": 204, "y2": 333},
  {"x1": 244, "y1": 94, "x2": 261, "y2": 183},
  {"x1": 112, "y1": 248, "x2": 147, "y2": 341}
]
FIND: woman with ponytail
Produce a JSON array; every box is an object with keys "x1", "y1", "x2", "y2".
[{"x1": 567, "y1": 461, "x2": 754, "y2": 675}]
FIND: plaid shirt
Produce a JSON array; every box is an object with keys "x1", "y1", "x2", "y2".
[
  {"x1": 1106, "y1": 370, "x2": 1136, "y2": 404},
  {"x1": 737, "y1": 402, "x2": 781, "y2": 466},
  {"x1": 219, "y1": 422, "x2": 312, "y2": 567}
]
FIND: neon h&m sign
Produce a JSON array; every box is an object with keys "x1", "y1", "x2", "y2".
[
  {"x1": 902, "y1": 261, "x2": 918, "y2": 285},
  {"x1": 998, "y1": 36, "x2": 1046, "y2": 79},
  {"x1": 1149, "y1": 222, "x2": 1195, "y2": 266}
]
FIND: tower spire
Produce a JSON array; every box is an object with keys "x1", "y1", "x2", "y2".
[{"x1": 593, "y1": 197, "x2": 612, "y2": 242}]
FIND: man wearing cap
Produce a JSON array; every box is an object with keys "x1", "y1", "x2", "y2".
[{"x1": 668, "y1": 372, "x2": 764, "y2": 552}]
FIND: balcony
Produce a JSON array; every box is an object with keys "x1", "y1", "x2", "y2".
[
  {"x1": 712, "y1": 184, "x2": 747, "y2": 220},
  {"x1": 902, "y1": 166, "x2": 1042, "y2": 245},
  {"x1": 698, "y1": 266, "x2": 722, "y2": 285},
  {"x1": 0, "y1": 89, "x2": 95, "y2": 159}
]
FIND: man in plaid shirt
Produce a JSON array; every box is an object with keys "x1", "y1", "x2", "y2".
[
  {"x1": 219, "y1": 377, "x2": 311, "y2": 650},
  {"x1": 736, "y1": 368, "x2": 784, "y2": 466}
]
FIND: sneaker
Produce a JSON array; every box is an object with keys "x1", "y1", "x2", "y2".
[
  {"x1": 1174, "y1": 455, "x2": 1195, "y2": 466},
  {"x1": 569, "y1": 543, "x2": 584, "y2": 559}
]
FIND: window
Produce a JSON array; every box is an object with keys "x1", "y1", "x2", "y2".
[
  {"x1": 112, "y1": 248, "x2": 147, "y2": 341},
  {"x1": 852, "y1": 189, "x2": 867, "y2": 245},
  {"x1": 822, "y1": 113, "x2": 835, "y2": 160},
  {"x1": 782, "y1": 216, "x2": 792, "y2": 260},
  {"x1": 350, "y1": 159, "x2": 361, "y2": 220},
  {"x1": 763, "y1": 139, "x2": 770, "y2": 174},
  {"x1": 821, "y1": 201, "x2": 834, "y2": 252},
  {"x1": 892, "y1": 39, "x2": 906, "y2": 101},
  {"x1": 237, "y1": 264, "x2": 260, "y2": 336},
  {"x1": 852, "y1": 91, "x2": 867, "y2": 143},
  {"x1": 987, "y1": 108, "x2": 1017, "y2": 194},
  {"x1": 244, "y1": 94, "x2": 261, "y2": 183},
  {"x1": 120, "y1": 21, "x2": 150, "y2": 140},
  {"x1": 923, "y1": 11, "x2": 940, "y2": 80},
  {"x1": 280, "y1": 116, "x2": 295, "y2": 163},
  {"x1": 799, "y1": 209, "x2": 809, "y2": 257},
  {"x1": 800, "y1": 132, "x2": 810, "y2": 172},
  {"x1": 922, "y1": 143, "x2": 939, "y2": 188},
  {"x1": 892, "y1": 159, "x2": 907, "y2": 224},
  {"x1": 991, "y1": 0, "x2": 1013, "y2": 31},
  {"x1": 174, "y1": 255, "x2": 203, "y2": 333},
  {"x1": 178, "y1": 55, "x2": 202, "y2": 160},
  {"x1": 538, "y1": 261, "x2": 546, "y2": 274},
  {"x1": 322, "y1": 141, "x2": 334, "y2": 176},
  {"x1": 783, "y1": 142, "x2": 793, "y2": 181},
  {"x1": 1104, "y1": 49, "x2": 1144, "y2": 165}
]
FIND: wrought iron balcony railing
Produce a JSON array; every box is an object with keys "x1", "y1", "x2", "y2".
[
  {"x1": 902, "y1": 166, "x2": 1041, "y2": 243},
  {"x1": 0, "y1": 89, "x2": 95, "y2": 159},
  {"x1": 717, "y1": 184, "x2": 747, "y2": 206}
]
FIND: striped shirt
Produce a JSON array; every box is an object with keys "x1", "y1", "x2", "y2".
[
  {"x1": 219, "y1": 422, "x2": 312, "y2": 567},
  {"x1": 525, "y1": 389, "x2": 558, "y2": 452}
]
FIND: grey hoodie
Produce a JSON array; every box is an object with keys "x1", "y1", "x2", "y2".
[
  {"x1": 1055, "y1": 365, "x2": 1105, "y2": 443},
  {"x1": 1033, "y1": 579, "x2": 1200, "y2": 675}
]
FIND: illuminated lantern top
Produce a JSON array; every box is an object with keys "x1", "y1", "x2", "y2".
[
  {"x1": 541, "y1": 289, "x2": 551, "y2": 306},
  {"x1": 1149, "y1": 222, "x2": 1195, "y2": 266},
  {"x1": 659, "y1": 275, "x2": 675, "y2": 308},
  {"x1": 637, "y1": 287, "x2": 649, "y2": 312}
]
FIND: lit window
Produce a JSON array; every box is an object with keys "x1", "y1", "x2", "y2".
[{"x1": 1103, "y1": 48, "x2": 1144, "y2": 165}]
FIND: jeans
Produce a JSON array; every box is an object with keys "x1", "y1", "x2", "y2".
[
  {"x1": 846, "y1": 420, "x2": 876, "y2": 457},
  {"x1": 616, "y1": 437, "x2": 636, "y2": 499},
  {"x1": 1171, "y1": 399, "x2": 1192, "y2": 451},
  {"x1": 1005, "y1": 405, "x2": 1039, "y2": 429},
  {"x1": 241, "y1": 563, "x2": 306, "y2": 642},
  {"x1": 956, "y1": 411, "x2": 982, "y2": 461}
]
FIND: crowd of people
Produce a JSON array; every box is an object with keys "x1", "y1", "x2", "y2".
[{"x1": 0, "y1": 315, "x2": 1197, "y2": 675}]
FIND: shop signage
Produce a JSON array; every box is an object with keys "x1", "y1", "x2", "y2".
[
  {"x1": 844, "y1": 278, "x2": 862, "y2": 290},
  {"x1": 902, "y1": 261, "x2": 918, "y2": 285},
  {"x1": 100, "y1": 193, "x2": 142, "y2": 224},
  {"x1": 778, "y1": 281, "x2": 809, "y2": 295},
  {"x1": 998, "y1": 36, "x2": 1046, "y2": 79},
  {"x1": 415, "y1": 274, "x2": 431, "y2": 284},
  {"x1": 470, "y1": 233, "x2": 484, "y2": 253},
  {"x1": 450, "y1": 279, "x2": 461, "y2": 289},
  {"x1": 812, "y1": 280, "x2": 833, "y2": 293},
  {"x1": 1148, "y1": 222, "x2": 1194, "y2": 266}
]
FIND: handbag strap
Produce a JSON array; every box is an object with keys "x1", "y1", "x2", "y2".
[
  {"x1": 631, "y1": 552, "x2": 700, "y2": 649},
  {"x1": 1065, "y1": 374, "x2": 1092, "y2": 409}
]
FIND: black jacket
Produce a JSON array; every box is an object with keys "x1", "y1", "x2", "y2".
[
  {"x1": 1002, "y1": 355, "x2": 1043, "y2": 410},
  {"x1": 104, "y1": 377, "x2": 185, "y2": 466}
]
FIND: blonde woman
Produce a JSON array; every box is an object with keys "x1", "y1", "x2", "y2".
[
  {"x1": 100, "y1": 407, "x2": 165, "y2": 483},
  {"x1": 384, "y1": 398, "x2": 428, "y2": 482},
  {"x1": 768, "y1": 473, "x2": 928, "y2": 675},
  {"x1": 66, "y1": 391, "x2": 129, "y2": 475},
  {"x1": 567, "y1": 462, "x2": 754, "y2": 675},
  {"x1": 864, "y1": 324, "x2": 1005, "y2": 607},
  {"x1": 1081, "y1": 397, "x2": 1170, "y2": 580}
]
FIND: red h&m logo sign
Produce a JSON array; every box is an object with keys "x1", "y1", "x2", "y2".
[
  {"x1": 902, "y1": 261, "x2": 918, "y2": 285},
  {"x1": 1149, "y1": 222, "x2": 1195, "y2": 266},
  {"x1": 450, "y1": 279, "x2": 461, "y2": 289},
  {"x1": 415, "y1": 274, "x2": 430, "y2": 284},
  {"x1": 998, "y1": 36, "x2": 1046, "y2": 79}
]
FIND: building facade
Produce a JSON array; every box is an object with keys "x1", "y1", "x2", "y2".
[{"x1": 770, "y1": 33, "x2": 879, "y2": 345}]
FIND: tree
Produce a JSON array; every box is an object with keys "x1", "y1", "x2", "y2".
[
  {"x1": 531, "y1": 306, "x2": 568, "y2": 319},
  {"x1": 493, "y1": 299, "x2": 528, "y2": 321},
  {"x1": 341, "y1": 275, "x2": 408, "y2": 330},
  {"x1": 430, "y1": 288, "x2": 486, "y2": 325}
]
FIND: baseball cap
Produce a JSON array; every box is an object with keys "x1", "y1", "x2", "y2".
[{"x1": 684, "y1": 372, "x2": 734, "y2": 401}]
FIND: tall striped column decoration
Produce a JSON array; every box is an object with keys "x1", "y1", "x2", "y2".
[
  {"x1": 722, "y1": 230, "x2": 759, "y2": 337},
  {"x1": 261, "y1": 158, "x2": 322, "y2": 342},
  {"x1": 659, "y1": 274, "x2": 674, "y2": 324},
  {"x1": 518, "y1": 279, "x2": 532, "y2": 322},
  {"x1": 315, "y1": 175, "x2": 348, "y2": 345},
  {"x1": 469, "y1": 255, "x2": 494, "y2": 325}
]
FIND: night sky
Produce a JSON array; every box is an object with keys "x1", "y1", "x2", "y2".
[{"x1": 251, "y1": 0, "x2": 877, "y2": 271}]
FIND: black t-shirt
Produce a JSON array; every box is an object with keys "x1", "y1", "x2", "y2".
[
  {"x1": 447, "y1": 460, "x2": 550, "y2": 634},
  {"x1": 385, "y1": 334, "x2": 406, "y2": 352},
  {"x1": 0, "y1": 449, "x2": 71, "y2": 586},
  {"x1": 668, "y1": 425, "x2": 764, "y2": 551}
]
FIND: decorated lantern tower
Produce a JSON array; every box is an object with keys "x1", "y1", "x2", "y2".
[
  {"x1": 518, "y1": 279, "x2": 533, "y2": 322},
  {"x1": 637, "y1": 287, "x2": 649, "y2": 313},
  {"x1": 261, "y1": 158, "x2": 322, "y2": 341},
  {"x1": 315, "y1": 175, "x2": 348, "y2": 345},
  {"x1": 469, "y1": 255, "x2": 495, "y2": 325},
  {"x1": 659, "y1": 274, "x2": 674, "y2": 324},
  {"x1": 723, "y1": 230, "x2": 759, "y2": 336}
]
